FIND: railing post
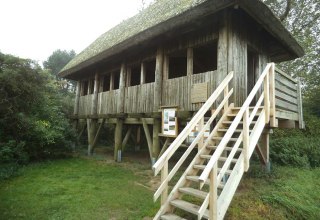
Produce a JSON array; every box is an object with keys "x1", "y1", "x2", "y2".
[
  {"x1": 198, "y1": 117, "x2": 204, "y2": 152},
  {"x1": 264, "y1": 69, "x2": 270, "y2": 123},
  {"x1": 269, "y1": 63, "x2": 277, "y2": 127},
  {"x1": 297, "y1": 79, "x2": 304, "y2": 129},
  {"x1": 161, "y1": 160, "x2": 168, "y2": 205},
  {"x1": 224, "y1": 83, "x2": 229, "y2": 112},
  {"x1": 243, "y1": 109, "x2": 249, "y2": 172},
  {"x1": 209, "y1": 163, "x2": 218, "y2": 220}
]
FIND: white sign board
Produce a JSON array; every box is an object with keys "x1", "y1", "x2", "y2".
[{"x1": 162, "y1": 108, "x2": 178, "y2": 137}]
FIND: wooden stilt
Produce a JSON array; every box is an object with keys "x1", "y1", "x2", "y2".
[
  {"x1": 135, "y1": 126, "x2": 141, "y2": 152},
  {"x1": 114, "y1": 119, "x2": 123, "y2": 161},
  {"x1": 258, "y1": 130, "x2": 270, "y2": 172},
  {"x1": 153, "y1": 119, "x2": 161, "y2": 160},
  {"x1": 158, "y1": 138, "x2": 170, "y2": 158},
  {"x1": 122, "y1": 126, "x2": 133, "y2": 152},
  {"x1": 87, "y1": 119, "x2": 98, "y2": 155},
  {"x1": 142, "y1": 118, "x2": 153, "y2": 163},
  {"x1": 91, "y1": 118, "x2": 106, "y2": 151}
]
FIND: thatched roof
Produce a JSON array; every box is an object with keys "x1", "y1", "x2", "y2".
[{"x1": 59, "y1": 0, "x2": 304, "y2": 79}]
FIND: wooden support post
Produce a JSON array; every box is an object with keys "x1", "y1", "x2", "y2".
[
  {"x1": 74, "y1": 81, "x2": 80, "y2": 115},
  {"x1": 92, "y1": 73, "x2": 99, "y2": 115},
  {"x1": 159, "y1": 138, "x2": 170, "y2": 157},
  {"x1": 161, "y1": 161, "x2": 168, "y2": 205},
  {"x1": 135, "y1": 126, "x2": 141, "y2": 151},
  {"x1": 264, "y1": 72, "x2": 270, "y2": 123},
  {"x1": 297, "y1": 79, "x2": 304, "y2": 129},
  {"x1": 217, "y1": 11, "x2": 230, "y2": 105},
  {"x1": 110, "y1": 72, "x2": 114, "y2": 90},
  {"x1": 163, "y1": 54, "x2": 169, "y2": 80},
  {"x1": 126, "y1": 67, "x2": 131, "y2": 87},
  {"x1": 92, "y1": 119, "x2": 106, "y2": 150},
  {"x1": 119, "y1": 63, "x2": 126, "y2": 113},
  {"x1": 269, "y1": 63, "x2": 277, "y2": 127},
  {"x1": 259, "y1": 131, "x2": 270, "y2": 172},
  {"x1": 209, "y1": 163, "x2": 218, "y2": 220},
  {"x1": 187, "y1": 47, "x2": 193, "y2": 76},
  {"x1": 87, "y1": 119, "x2": 98, "y2": 155},
  {"x1": 243, "y1": 109, "x2": 249, "y2": 172},
  {"x1": 122, "y1": 126, "x2": 133, "y2": 152},
  {"x1": 154, "y1": 47, "x2": 164, "y2": 111},
  {"x1": 114, "y1": 119, "x2": 123, "y2": 161},
  {"x1": 153, "y1": 119, "x2": 161, "y2": 160},
  {"x1": 140, "y1": 62, "x2": 146, "y2": 84},
  {"x1": 142, "y1": 118, "x2": 153, "y2": 164}
]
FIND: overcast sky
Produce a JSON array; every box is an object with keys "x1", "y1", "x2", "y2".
[{"x1": 0, "y1": 0, "x2": 153, "y2": 64}]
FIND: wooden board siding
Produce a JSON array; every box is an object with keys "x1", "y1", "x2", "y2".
[
  {"x1": 162, "y1": 71, "x2": 217, "y2": 111},
  {"x1": 274, "y1": 68, "x2": 300, "y2": 122},
  {"x1": 79, "y1": 94, "x2": 94, "y2": 116},
  {"x1": 98, "y1": 90, "x2": 121, "y2": 114},
  {"x1": 124, "y1": 83, "x2": 155, "y2": 113}
]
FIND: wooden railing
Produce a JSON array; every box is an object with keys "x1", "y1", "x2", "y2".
[
  {"x1": 79, "y1": 94, "x2": 95, "y2": 115},
  {"x1": 162, "y1": 71, "x2": 217, "y2": 111},
  {"x1": 275, "y1": 67, "x2": 304, "y2": 128},
  {"x1": 153, "y1": 71, "x2": 234, "y2": 204},
  {"x1": 197, "y1": 63, "x2": 276, "y2": 219}
]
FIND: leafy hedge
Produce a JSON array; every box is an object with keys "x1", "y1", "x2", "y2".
[
  {"x1": 0, "y1": 52, "x2": 75, "y2": 169},
  {"x1": 270, "y1": 114, "x2": 320, "y2": 168}
]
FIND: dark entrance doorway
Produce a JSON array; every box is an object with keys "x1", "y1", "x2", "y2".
[{"x1": 247, "y1": 48, "x2": 259, "y2": 105}]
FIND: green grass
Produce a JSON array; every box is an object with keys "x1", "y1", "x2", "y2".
[
  {"x1": 1, "y1": 158, "x2": 320, "y2": 220},
  {"x1": 226, "y1": 164, "x2": 320, "y2": 220},
  {"x1": 0, "y1": 158, "x2": 158, "y2": 219}
]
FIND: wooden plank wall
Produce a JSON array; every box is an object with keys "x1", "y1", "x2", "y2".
[
  {"x1": 124, "y1": 82, "x2": 155, "y2": 113},
  {"x1": 97, "y1": 90, "x2": 121, "y2": 114},
  {"x1": 274, "y1": 69, "x2": 300, "y2": 120},
  {"x1": 162, "y1": 71, "x2": 217, "y2": 111},
  {"x1": 79, "y1": 94, "x2": 94, "y2": 116}
]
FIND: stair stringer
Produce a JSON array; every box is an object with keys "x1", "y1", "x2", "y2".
[
  {"x1": 216, "y1": 109, "x2": 267, "y2": 219},
  {"x1": 154, "y1": 104, "x2": 234, "y2": 220}
]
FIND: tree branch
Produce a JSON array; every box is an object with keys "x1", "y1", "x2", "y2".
[{"x1": 279, "y1": 0, "x2": 292, "y2": 21}]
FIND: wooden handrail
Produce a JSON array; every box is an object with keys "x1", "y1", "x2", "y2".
[
  {"x1": 153, "y1": 89, "x2": 233, "y2": 202},
  {"x1": 153, "y1": 71, "x2": 234, "y2": 175},
  {"x1": 199, "y1": 63, "x2": 274, "y2": 186}
]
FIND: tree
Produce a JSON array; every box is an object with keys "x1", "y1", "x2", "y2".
[
  {"x1": 0, "y1": 52, "x2": 75, "y2": 164},
  {"x1": 43, "y1": 49, "x2": 76, "y2": 92},
  {"x1": 262, "y1": 0, "x2": 320, "y2": 115}
]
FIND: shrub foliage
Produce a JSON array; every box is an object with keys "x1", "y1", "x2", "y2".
[{"x1": 0, "y1": 52, "x2": 75, "y2": 166}]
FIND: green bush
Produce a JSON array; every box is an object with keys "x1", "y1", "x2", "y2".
[
  {"x1": 270, "y1": 113, "x2": 320, "y2": 168},
  {"x1": 0, "y1": 52, "x2": 75, "y2": 166}
]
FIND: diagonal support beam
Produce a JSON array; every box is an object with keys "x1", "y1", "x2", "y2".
[{"x1": 142, "y1": 118, "x2": 153, "y2": 162}]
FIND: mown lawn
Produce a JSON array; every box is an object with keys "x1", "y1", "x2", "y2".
[
  {"x1": 0, "y1": 158, "x2": 158, "y2": 219},
  {"x1": 1, "y1": 157, "x2": 320, "y2": 220}
]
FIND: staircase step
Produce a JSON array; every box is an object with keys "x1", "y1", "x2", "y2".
[
  {"x1": 161, "y1": 214, "x2": 187, "y2": 220},
  {"x1": 193, "y1": 165, "x2": 232, "y2": 174},
  {"x1": 200, "y1": 154, "x2": 238, "y2": 164},
  {"x1": 179, "y1": 187, "x2": 208, "y2": 199},
  {"x1": 232, "y1": 106, "x2": 263, "y2": 110},
  {"x1": 186, "y1": 176, "x2": 224, "y2": 189},
  {"x1": 170, "y1": 199, "x2": 209, "y2": 219},
  {"x1": 212, "y1": 137, "x2": 238, "y2": 141},
  {"x1": 206, "y1": 145, "x2": 242, "y2": 152},
  {"x1": 168, "y1": 143, "x2": 188, "y2": 148},
  {"x1": 219, "y1": 156, "x2": 238, "y2": 163},
  {"x1": 222, "y1": 121, "x2": 257, "y2": 124},
  {"x1": 218, "y1": 128, "x2": 252, "y2": 133}
]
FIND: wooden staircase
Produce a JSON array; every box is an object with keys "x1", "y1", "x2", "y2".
[{"x1": 152, "y1": 63, "x2": 277, "y2": 220}]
